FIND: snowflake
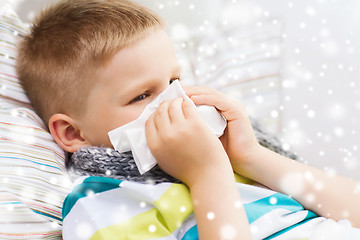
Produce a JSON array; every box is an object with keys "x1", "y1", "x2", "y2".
[
  {"x1": 207, "y1": 212, "x2": 215, "y2": 220},
  {"x1": 139, "y1": 201, "x2": 146, "y2": 208},
  {"x1": 314, "y1": 181, "x2": 324, "y2": 191},
  {"x1": 220, "y1": 224, "x2": 237, "y2": 239},
  {"x1": 279, "y1": 173, "x2": 304, "y2": 197},
  {"x1": 148, "y1": 224, "x2": 157, "y2": 233},
  {"x1": 305, "y1": 6, "x2": 316, "y2": 16},
  {"x1": 305, "y1": 193, "x2": 315, "y2": 204},
  {"x1": 75, "y1": 222, "x2": 93, "y2": 239},
  {"x1": 269, "y1": 197, "x2": 278, "y2": 205},
  {"x1": 307, "y1": 110, "x2": 316, "y2": 118},
  {"x1": 234, "y1": 200, "x2": 243, "y2": 208}
]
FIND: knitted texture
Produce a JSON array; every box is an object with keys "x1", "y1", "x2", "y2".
[
  {"x1": 68, "y1": 119, "x2": 297, "y2": 184},
  {"x1": 68, "y1": 148, "x2": 180, "y2": 184}
]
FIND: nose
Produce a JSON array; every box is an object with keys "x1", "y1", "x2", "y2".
[{"x1": 157, "y1": 80, "x2": 174, "y2": 95}]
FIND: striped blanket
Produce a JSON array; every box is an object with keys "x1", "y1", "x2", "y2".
[{"x1": 62, "y1": 176, "x2": 360, "y2": 240}]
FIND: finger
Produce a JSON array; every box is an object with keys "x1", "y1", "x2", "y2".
[
  {"x1": 168, "y1": 97, "x2": 185, "y2": 123},
  {"x1": 190, "y1": 94, "x2": 229, "y2": 110},
  {"x1": 183, "y1": 86, "x2": 226, "y2": 107},
  {"x1": 192, "y1": 94, "x2": 247, "y2": 122},
  {"x1": 145, "y1": 113, "x2": 158, "y2": 147},
  {"x1": 182, "y1": 99, "x2": 198, "y2": 119},
  {"x1": 183, "y1": 85, "x2": 220, "y2": 97},
  {"x1": 153, "y1": 100, "x2": 171, "y2": 131}
]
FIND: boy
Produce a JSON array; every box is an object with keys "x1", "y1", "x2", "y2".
[{"x1": 17, "y1": 0, "x2": 359, "y2": 239}]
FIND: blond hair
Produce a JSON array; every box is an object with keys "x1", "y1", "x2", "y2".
[{"x1": 17, "y1": 0, "x2": 164, "y2": 126}]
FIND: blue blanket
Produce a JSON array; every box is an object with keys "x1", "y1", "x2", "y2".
[{"x1": 62, "y1": 176, "x2": 360, "y2": 240}]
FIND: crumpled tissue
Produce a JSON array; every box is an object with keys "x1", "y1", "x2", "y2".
[{"x1": 108, "y1": 80, "x2": 227, "y2": 174}]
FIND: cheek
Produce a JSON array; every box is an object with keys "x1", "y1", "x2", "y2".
[
  {"x1": 111, "y1": 107, "x2": 145, "y2": 129},
  {"x1": 117, "y1": 113, "x2": 140, "y2": 126},
  {"x1": 83, "y1": 105, "x2": 146, "y2": 147}
]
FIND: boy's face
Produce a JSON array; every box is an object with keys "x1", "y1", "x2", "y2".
[{"x1": 77, "y1": 30, "x2": 181, "y2": 148}]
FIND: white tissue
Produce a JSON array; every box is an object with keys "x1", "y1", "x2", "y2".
[{"x1": 108, "y1": 80, "x2": 227, "y2": 174}]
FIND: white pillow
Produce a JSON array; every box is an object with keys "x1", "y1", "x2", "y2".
[
  {"x1": 0, "y1": 4, "x2": 72, "y2": 239},
  {"x1": 174, "y1": 19, "x2": 283, "y2": 133},
  {"x1": 0, "y1": 4, "x2": 30, "y2": 104}
]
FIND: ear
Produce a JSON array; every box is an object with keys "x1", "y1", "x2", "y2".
[{"x1": 48, "y1": 113, "x2": 88, "y2": 153}]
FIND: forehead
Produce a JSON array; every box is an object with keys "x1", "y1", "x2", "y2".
[
  {"x1": 102, "y1": 30, "x2": 177, "y2": 81},
  {"x1": 89, "y1": 30, "x2": 179, "y2": 97}
]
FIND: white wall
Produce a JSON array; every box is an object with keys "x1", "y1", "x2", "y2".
[
  {"x1": 8, "y1": 0, "x2": 360, "y2": 180},
  {"x1": 247, "y1": 0, "x2": 360, "y2": 180}
]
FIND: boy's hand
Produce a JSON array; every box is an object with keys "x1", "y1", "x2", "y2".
[
  {"x1": 184, "y1": 86, "x2": 261, "y2": 175},
  {"x1": 185, "y1": 87, "x2": 360, "y2": 229},
  {"x1": 145, "y1": 97, "x2": 232, "y2": 187}
]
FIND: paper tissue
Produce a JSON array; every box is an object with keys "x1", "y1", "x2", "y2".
[{"x1": 108, "y1": 80, "x2": 227, "y2": 174}]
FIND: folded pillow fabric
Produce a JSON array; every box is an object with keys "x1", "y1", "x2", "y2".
[
  {"x1": 0, "y1": 4, "x2": 30, "y2": 104},
  {"x1": 0, "y1": 4, "x2": 72, "y2": 239}
]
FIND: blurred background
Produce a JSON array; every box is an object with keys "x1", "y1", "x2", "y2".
[{"x1": 5, "y1": 0, "x2": 360, "y2": 180}]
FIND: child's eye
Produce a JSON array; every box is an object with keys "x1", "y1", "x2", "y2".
[{"x1": 130, "y1": 94, "x2": 148, "y2": 103}]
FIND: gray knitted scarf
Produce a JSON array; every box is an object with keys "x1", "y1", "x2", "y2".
[{"x1": 67, "y1": 120, "x2": 297, "y2": 184}]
